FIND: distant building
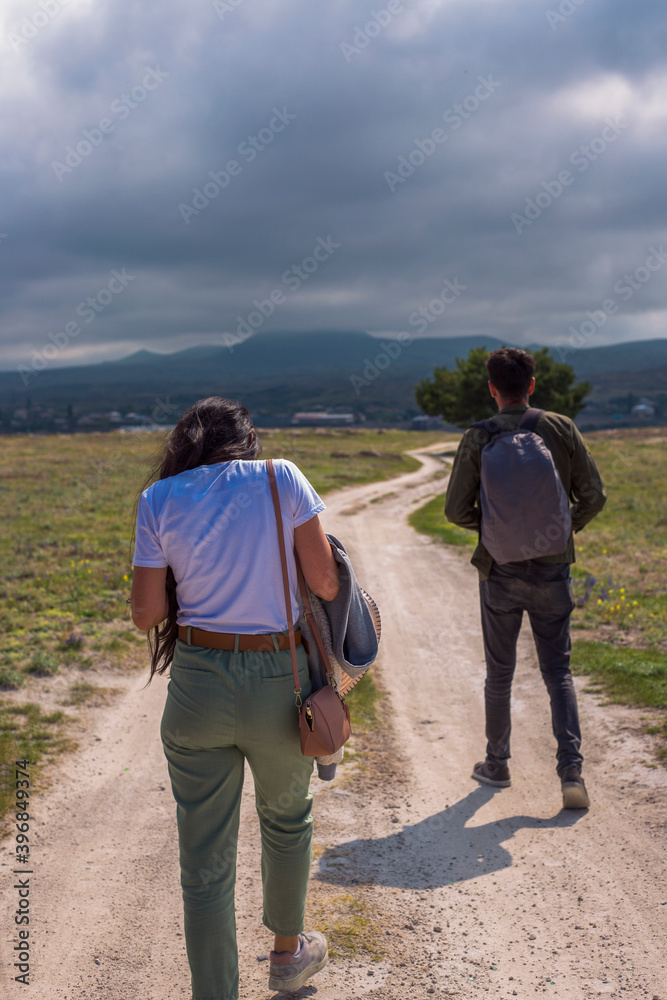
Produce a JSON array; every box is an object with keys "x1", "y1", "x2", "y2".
[
  {"x1": 411, "y1": 414, "x2": 446, "y2": 430},
  {"x1": 632, "y1": 398, "x2": 655, "y2": 419},
  {"x1": 291, "y1": 411, "x2": 355, "y2": 427},
  {"x1": 124, "y1": 412, "x2": 149, "y2": 423}
]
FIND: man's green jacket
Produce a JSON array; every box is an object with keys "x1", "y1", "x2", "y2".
[{"x1": 444, "y1": 403, "x2": 608, "y2": 579}]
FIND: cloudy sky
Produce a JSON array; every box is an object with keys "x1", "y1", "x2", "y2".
[{"x1": 1, "y1": 0, "x2": 667, "y2": 372}]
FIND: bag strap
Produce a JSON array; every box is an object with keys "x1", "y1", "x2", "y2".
[
  {"x1": 472, "y1": 414, "x2": 503, "y2": 441},
  {"x1": 267, "y1": 459, "x2": 301, "y2": 707},
  {"x1": 517, "y1": 406, "x2": 544, "y2": 433},
  {"x1": 474, "y1": 406, "x2": 544, "y2": 440},
  {"x1": 267, "y1": 460, "x2": 336, "y2": 690}
]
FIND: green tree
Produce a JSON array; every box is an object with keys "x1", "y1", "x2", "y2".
[{"x1": 415, "y1": 346, "x2": 591, "y2": 428}]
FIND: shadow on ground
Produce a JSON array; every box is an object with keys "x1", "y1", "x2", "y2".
[{"x1": 316, "y1": 786, "x2": 586, "y2": 889}]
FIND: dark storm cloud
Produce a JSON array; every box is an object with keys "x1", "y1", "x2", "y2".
[{"x1": 1, "y1": 0, "x2": 666, "y2": 370}]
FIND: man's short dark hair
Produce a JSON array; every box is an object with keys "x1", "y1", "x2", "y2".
[{"x1": 486, "y1": 348, "x2": 536, "y2": 398}]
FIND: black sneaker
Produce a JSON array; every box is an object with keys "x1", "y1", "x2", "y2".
[
  {"x1": 472, "y1": 759, "x2": 511, "y2": 787},
  {"x1": 561, "y1": 768, "x2": 590, "y2": 809}
]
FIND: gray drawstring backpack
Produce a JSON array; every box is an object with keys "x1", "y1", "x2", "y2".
[{"x1": 473, "y1": 407, "x2": 572, "y2": 564}]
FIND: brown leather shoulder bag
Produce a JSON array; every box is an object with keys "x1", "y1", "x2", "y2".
[{"x1": 267, "y1": 459, "x2": 352, "y2": 757}]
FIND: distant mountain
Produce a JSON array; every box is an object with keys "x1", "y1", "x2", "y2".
[
  {"x1": 550, "y1": 339, "x2": 667, "y2": 378},
  {"x1": 1, "y1": 332, "x2": 666, "y2": 425},
  {"x1": 582, "y1": 364, "x2": 667, "y2": 401},
  {"x1": 0, "y1": 332, "x2": 511, "y2": 415}
]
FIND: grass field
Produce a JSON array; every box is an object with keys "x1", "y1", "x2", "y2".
[
  {"x1": 2, "y1": 422, "x2": 664, "y2": 827},
  {"x1": 0, "y1": 426, "x2": 443, "y2": 825},
  {"x1": 409, "y1": 427, "x2": 667, "y2": 753},
  {"x1": 408, "y1": 492, "x2": 477, "y2": 548}
]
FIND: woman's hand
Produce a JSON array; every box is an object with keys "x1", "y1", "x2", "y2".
[
  {"x1": 130, "y1": 566, "x2": 169, "y2": 630},
  {"x1": 294, "y1": 515, "x2": 340, "y2": 601}
]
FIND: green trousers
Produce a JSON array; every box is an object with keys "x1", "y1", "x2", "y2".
[{"x1": 160, "y1": 635, "x2": 314, "y2": 1000}]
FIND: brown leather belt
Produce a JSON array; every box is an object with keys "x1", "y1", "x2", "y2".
[{"x1": 177, "y1": 625, "x2": 301, "y2": 652}]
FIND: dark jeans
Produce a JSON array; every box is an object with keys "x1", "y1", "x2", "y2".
[{"x1": 479, "y1": 561, "x2": 583, "y2": 777}]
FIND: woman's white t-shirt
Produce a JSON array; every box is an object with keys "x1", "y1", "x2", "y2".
[{"x1": 132, "y1": 459, "x2": 325, "y2": 634}]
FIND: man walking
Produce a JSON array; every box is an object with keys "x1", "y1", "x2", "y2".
[{"x1": 445, "y1": 348, "x2": 607, "y2": 808}]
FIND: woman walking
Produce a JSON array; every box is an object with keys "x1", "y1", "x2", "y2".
[{"x1": 130, "y1": 396, "x2": 339, "y2": 1000}]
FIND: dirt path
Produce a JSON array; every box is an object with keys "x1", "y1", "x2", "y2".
[{"x1": 2, "y1": 446, "x2": 666, "y2": 999}]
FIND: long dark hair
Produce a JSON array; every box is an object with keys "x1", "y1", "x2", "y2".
[{"x1": 138, "y1": 397, "x2": 261, "y2": 683}]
